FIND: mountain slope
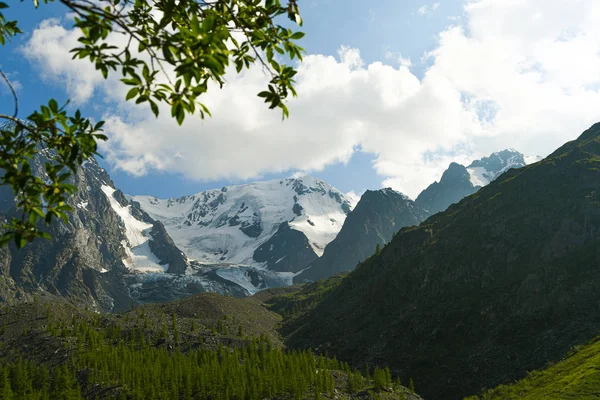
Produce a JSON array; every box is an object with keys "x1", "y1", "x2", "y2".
[
  {"x1": 294, "y1": 188, "x2": 430, "y2": 283},
  {"x1": 415, "y1": 149, "x2": 531, "y2": 214},
  {"x1": 284, "y1": 123, "x2": 600, "y2": 400},
  {"x1": 465, "y1": 335, "x2": 600, "y2": 400},
  {"x1": 132, "y1": 176, "x2": 356, "y2": 272}
]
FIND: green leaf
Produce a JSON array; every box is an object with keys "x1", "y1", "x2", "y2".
[
  {"x1": 126, "y1": 87, "x2": 139, "y2": 101},
  {"x1": 48, "y1": 99, "x2": 58, "y2": 113},
  {"x1": 0, "y1": 234, "x2": 11, "y2": 248},
  {"x1": 38, "y1": 232, "x2": 52, "y2": 240},
  {"x1": 150, "y1": 101, "x2": 159, "y2": 117},
  {"x1": 16, "y1": 234, "x2": 26, "y2": 249}
]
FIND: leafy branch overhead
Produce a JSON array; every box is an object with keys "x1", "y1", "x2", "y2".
[
  {"x1": 0, "y1": 0, "x2": 304, "y2": 247},
  {"x1": 65, "y1": 0, "x2": 305, "y2": 122}
]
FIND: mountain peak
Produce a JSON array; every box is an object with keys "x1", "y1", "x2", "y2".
[
  {"x1": 416, "y1": 149, "x2": 531, "y2": 215},
  {"x1": 360, "y1": 188, "x2": 411, "y2": 203},
  {"x1": 467, "y1": 148, "x2": 527, "y2": 187},
  {"x1": 440, "y1": 162, "x2": 470, "y2": 183},
  {"x1": 294, "y1": 185, "x2": 429, "y2": 283},
  {"x1": 576, "y1": 121, "x2": 600, "y2": 142}
]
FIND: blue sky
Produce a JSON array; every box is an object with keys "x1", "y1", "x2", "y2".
[{"x1": 2, "y1": 0, "x2": 599, "y2": 199}]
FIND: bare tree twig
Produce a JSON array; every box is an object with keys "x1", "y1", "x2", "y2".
[{"x1": 0, "y1": 68, "x2": 19, "y2": 118}]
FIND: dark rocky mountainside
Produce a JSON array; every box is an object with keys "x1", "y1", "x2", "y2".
[
  {"x1": 253, "y1": 222, "x2": 319, "y2": 273},
  {"x1": 295, "y1": 189, "x2": 429, "y2": 283},
  {"x1": 415, "y1": 162, "x2": 478, "y2": 215},
  {"x1": 284, "y1": 123, "x2": 600, "y2": 400}
]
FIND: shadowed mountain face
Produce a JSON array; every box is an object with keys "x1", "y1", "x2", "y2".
[
  {"x1": 415, "y1": 162, "x2": 478, "y2": 215},
  {"x1": 295, "y1": 189, "x2": 429, "y2": 283},
  {"x1": 284, "y1": 123, "x2": 600, "y2": 400}
]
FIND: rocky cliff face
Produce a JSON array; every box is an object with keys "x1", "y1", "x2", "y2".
[
  {"x1": 0, "y1": 154, "x2": 133, "y2": 310},
  {"x1": 0, "y1": 154, "x2": 253, "y2": 311},
  {"x1": 294, "y1": 188, "x2": 429, "y2": 283},
  {"x1": 284, "y1": 123, "x2": 600, "y2": 400}
]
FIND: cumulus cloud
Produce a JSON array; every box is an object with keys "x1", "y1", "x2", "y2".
[
  {"x1": 429, "y1": 0, "x2": 600, "y2": 157},
  {"x1": 21, "y1": 19, "x2": 108, "y2": 104},
  {"x1": 20, "y1": 0, "x2": 600, "y2": 198}
]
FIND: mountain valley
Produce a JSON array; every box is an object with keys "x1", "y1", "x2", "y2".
[{"x1": 1, "y1": 124, "x2": 598, "y2": 400}]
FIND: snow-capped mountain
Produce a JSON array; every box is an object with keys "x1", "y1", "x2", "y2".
[
  {"x1": 416, "y1": 149, "x2": 537, "y2": 214},
  {"x1": 0, "y1": 153, "x2": 272, "y2": 310},
  {"x1": 466, "y1": 149, "x2": 534, "y2": 187},
  {"x1": 131, "y1": 176, "x2": 357, "y2": 272}
]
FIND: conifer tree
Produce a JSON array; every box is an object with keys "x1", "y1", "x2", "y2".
[
  {"x1": 0, "y1": 368, "x2": 14, "y2": 400},
  {"x1": 409, "y1": 377, "x2": 415, "y2": 393}
]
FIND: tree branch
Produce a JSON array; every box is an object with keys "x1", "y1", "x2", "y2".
[{"x1": 0, "y1": 69, "x2": 19, "y2": 118}]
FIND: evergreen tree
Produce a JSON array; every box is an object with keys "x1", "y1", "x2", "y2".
[
  {"x1": 0, "y1": 368, "x2": 14, "y2": 400},
  {"x1": 373, "y1": 367, "x2": 387, "y2": 390}
]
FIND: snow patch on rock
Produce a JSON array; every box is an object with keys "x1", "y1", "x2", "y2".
[
  {"x1": 525, "y1": 155, "x2": 543, "y2": 165},
  {"x1": 466, "y1": 166, "x2": 489, "y2": 187},
  {"x1": 101, "y1": 185, "x2": 168, "y2": 273}
]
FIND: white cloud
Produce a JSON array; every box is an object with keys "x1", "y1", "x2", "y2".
[
  {"x1": 345, "y1": 190, "x2": 362, "y2": 207},
  {"x1": 20, "y1": 0, "x2": 600, "y2": 199},
  {"x1": 427, "y1": 0, "x2": 600, "y2": 158},
  {"x1": 384, "y1": 50, "x2": 413, "y2": 68},
  {"x1": 21, "y1": 19, "x2": 107, "y2": 104},
  {"x1": 418, "y1": 2, "x2": 440, "y2": 16}
]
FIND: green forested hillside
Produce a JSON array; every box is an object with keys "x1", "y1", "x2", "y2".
[
  {"x1": 282, "y1": 123, "x2": 600, "y2": 399},
  {"x1": 0, "y1": 298, "x2": 421, "y2": 400},
  {"x1": 465, "y1": 336, "x2": 600, "y2": 400}
]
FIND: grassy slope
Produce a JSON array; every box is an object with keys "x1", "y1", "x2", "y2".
[{"x1": 465, "y1": 336, "x2": 600, "y2": 399}]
